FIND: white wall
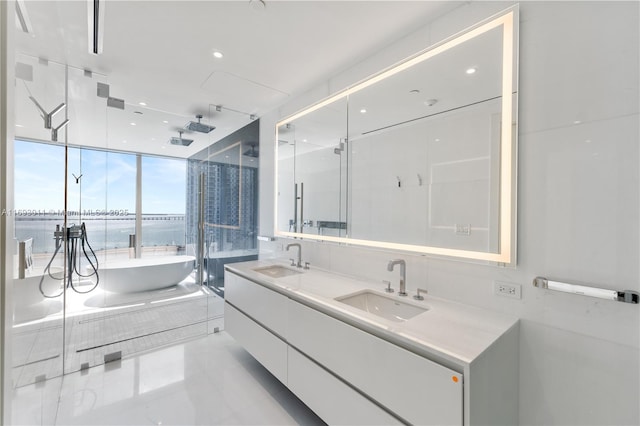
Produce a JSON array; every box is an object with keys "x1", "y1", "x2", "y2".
[
  {"x1": 349, "y1": 100, "x2": 500, "y2": 250},
  {"x1": 258, "y1": 2, "x2": 640, "y2": 425}
]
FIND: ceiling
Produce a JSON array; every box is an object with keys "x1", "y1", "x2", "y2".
[
  {"x1": 13, "y1": 0, "x2": 463, "y2": 158},
  {"x1": 279, "y1": 23, "x2": 504, "y2": 156}
]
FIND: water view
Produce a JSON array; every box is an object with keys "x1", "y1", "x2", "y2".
[{"x1": 15, "y1": 214, "x2": 185, "y2": 254}]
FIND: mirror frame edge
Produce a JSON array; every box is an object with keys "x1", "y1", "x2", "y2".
[{"x1": 274, "y1": 5, "x2": 519, "y2": 266}]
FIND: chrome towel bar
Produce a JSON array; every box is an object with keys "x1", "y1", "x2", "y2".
[{"x1": 533, "y1": 277, "x2": 638, "y2": 304}]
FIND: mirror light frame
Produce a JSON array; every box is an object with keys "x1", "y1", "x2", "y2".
[{"x1": 275, "y1": 7, "x2": 518, "y2": 264}]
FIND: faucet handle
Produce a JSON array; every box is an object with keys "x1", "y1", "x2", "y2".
[
  {"x1": 304, "y1": 262, "x2": 311, "y2": 270},
  {"x1": 289, "y1": 258, "x2": 296, "y2": 267},
  {"x1": 383, "y1": 280, "x2": 394, "y2": 293},
  {"x1": 413, "y1": 288, "x2": 428, "y2": 301}
]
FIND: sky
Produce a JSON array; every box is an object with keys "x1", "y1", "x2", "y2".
[{"x1": 13, "y1": 140, "x2": 186, "y2": 215}]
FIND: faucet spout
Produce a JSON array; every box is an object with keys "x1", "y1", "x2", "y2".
[
  {"x1": 286, "y1": 243, "x2": 302, "y2": 268},
  {"x1": 387, "y1": 259, "x2": 407, "y2": 296}
]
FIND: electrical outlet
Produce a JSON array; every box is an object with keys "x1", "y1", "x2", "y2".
[{"x1": 494, "y1": 281, "x2": 521, "y2": 299}]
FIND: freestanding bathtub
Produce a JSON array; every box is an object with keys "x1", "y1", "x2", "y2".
[
  {"x1": 98, "y1": 255, "x2": 196, "y2": 293},
  {"x1": 13, "y1": 272, "x2": 64, "y2": 323}
]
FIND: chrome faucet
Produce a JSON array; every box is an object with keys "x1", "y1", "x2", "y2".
[
  {"x1": 387, "y1": 259, "x2": 407, "y2": 296},
  {"x1": 286, "y1": 243, "x2": 302, "y2": 268}
]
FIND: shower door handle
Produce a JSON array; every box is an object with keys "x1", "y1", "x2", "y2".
[
  {"x1": 293, "y1": 183, "x2": 298, "y2": 233},
  {"x1": 299, "y1": 182, "x2": 304, "y2": 234}
]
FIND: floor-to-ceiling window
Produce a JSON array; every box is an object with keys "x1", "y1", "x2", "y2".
[
  {"x1": 11, "y1": 138, "x2": 211, "y2": 384},
  {"x1": 13, "y1": 141, "x2": 190, "y2": 267},
  {"x1": 141, "y1": 156, "x2": 186, "y2": 255}
]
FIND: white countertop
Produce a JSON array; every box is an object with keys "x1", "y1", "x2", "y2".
[{"x1": 225, "y1": 259, "x2": 518, "y2": 369}]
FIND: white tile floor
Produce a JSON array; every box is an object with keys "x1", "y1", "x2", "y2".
[
  {"x1": 11, "y1": 332, "x2": 325, "y2": 425},
  {"x1": 12, "y1": 280, "x2": 224, "y2": 388}
]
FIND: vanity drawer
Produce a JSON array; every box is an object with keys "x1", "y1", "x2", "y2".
[
  {"x1": 225, "y1": 271, "x2": 288, "y2": 338},
  {"x1": 288, "y1": 300, "x2": 463, "y2": 425},
  {"x1": 225, "y1": 303, "x2": 288, "y2": 385},
  {"x1": 288, "y1": 346, "x2": 402, "y2": 425}
]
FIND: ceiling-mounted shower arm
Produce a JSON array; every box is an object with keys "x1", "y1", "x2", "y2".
[{"x1": 29, "y1": 95, "x2": 67, "y2": 129}]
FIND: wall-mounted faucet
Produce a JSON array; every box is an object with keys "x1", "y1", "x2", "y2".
[
  {"x1": 387, "y1": 259, "x2": 407, "y2": 296},
  {"x1": 286, "y1": 243, "x2": 302, "y2": 268}
]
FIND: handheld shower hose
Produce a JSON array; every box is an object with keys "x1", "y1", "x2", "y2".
[{"x1": 39, "y1": 222, "x2": 99, "y2": 298}]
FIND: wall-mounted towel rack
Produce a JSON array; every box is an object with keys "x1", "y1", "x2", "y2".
[{"x1": 533, "y1": 277, "x2": 638, "y2": 304}]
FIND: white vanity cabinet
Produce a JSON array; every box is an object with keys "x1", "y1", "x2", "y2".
[
  {"x1": 224, "y1": 266, "x2": 518, "y2": 425},
  {"x1": 288, "y1": 300, "x2": 463, "y2": 425},
  {"x1": 224, "y1": 272, "x2": 289, "y2": 384},
  {"x1": 225, "y1": 271, "x2": 288, "y2": 335},
  {"x1": 288, "y1": 346, "x2": 401, "y2": 425}
]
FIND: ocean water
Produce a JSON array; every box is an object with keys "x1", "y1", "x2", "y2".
[{"x1": 15, "y1": 215, "x2": 186, "y2": 254}]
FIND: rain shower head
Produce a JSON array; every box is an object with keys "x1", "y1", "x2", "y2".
[
  {"x1": 184, "y1": 114, "x2": 215, "y2": 133},
  {"x1": 243, "y1": 143, "x2": 259, "y2": 158},
  {"x1": 170, "y1": 131, "x2": 194, "y2": 147}
]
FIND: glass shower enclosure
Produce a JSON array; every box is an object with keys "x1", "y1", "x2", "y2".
[
  {"x1": 11, "y1": 53, "x2": 211, "y2": 388},
  {"x1": 186, "y1": 117, "x2": 260, "y2": 329}
]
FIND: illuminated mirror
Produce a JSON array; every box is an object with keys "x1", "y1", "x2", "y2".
[
  {"x1": 276, "y1": 7, "x2": 517, "y2": 264},
  {"x1": 277, "y1": 97, "x2": 348, "y2": 237}
]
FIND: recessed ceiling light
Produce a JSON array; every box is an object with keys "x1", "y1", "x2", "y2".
[
  {"x1": 122, "y1": 140, "x2": 127, "y2": 144},
  {"x1": 134, "y1": 111, "x2": 143, "y2": 115},
  {"x1": 15, "y1": 124, "x2": 24, "y2": 128},
  {"x1": 130, "y1": 122, "x2": 136, "y2": 126},
  {"x1": 409, "y1": 89, "x2": 420, "y2": 94},
  {"x1": 213, "y1": 51, "x2": 224, "y2": 59},
  {"x1": 302, "y1": 139, "x2": 307, "y2": 142},
  {"x1": 139, "y1": 102, "x2": 147, "y2": 106},
  {"x1": 162, "y1": 120, "x2": 169, "y2": 124},
  {"x1": 466, "y1": 67, "x2": 477, "y2": 75},
  {"x1": 360, "y1": 108, "x2": 367, "y2": 114},
  {"x1": 573, "y1": 120, "x2": 582, "y2": 125}
]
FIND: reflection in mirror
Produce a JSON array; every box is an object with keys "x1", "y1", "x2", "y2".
[
  {"x1": 347, "y1": 24, "x2": 504, "y2": 252},
  {"x1": 348, "y1": 98, "x2": 502, "y2": 251},
  {"x1": 277, "y1": 97, "x2": 348, "y2": 237},
  {"x1": 276, "y1": 7, "x2": 517, "y2": 264}
]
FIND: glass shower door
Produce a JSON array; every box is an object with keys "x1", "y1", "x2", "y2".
[
  {"x1": 185, "y1": 117, "x2": 260, "y2": 333},
  {"x1": 61, "y1": 65, "x2": 112, "y2": 374},
  {"x1": 11, "y1": 54, "x2": 67, "y2": 388},
  {"x1": 60, "y1": 71, "x2": 208, "y2": 375}
]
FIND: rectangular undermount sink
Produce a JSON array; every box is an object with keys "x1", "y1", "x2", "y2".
[
  {"x1": 335, "y1": 290, "x2": 428, "y2": 322},
  {"x1": 253, "y1": 265, "x2": 302, "y2": 278}
]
